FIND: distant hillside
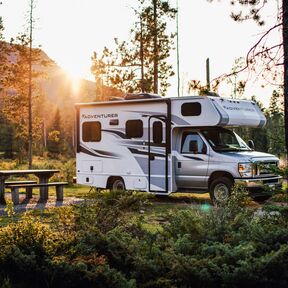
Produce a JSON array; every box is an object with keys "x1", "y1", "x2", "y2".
[
  {"x1": 0, "y1": 42, "x2": 97, "y2": 105},
  {"x1": 35, "y1": 49, "x2": 97, "y2": 104},
  {"x1": 35, "y1": 49, "x2": 123, "y2": 106},
  {"x1": 0, "y1": 42, "x2": 124, "y2": 108}
]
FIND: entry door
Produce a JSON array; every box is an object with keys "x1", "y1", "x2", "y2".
[
  {"x1": 148, "y1": 116, "x2": 168, "y2": 193},
  {"x1": 176, "y1": 132, "x2": 209, "y2": 189}
]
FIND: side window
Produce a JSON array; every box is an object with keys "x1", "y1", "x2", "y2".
[
  {"x1": 153, "y1": 121, "x2": 163, "y2": 144},
  {"x1": 126, "y1": 120, "x2": 143, "y2": 138},
  {"x1": 181, "y1": 102, "x2": 201, "y2": 116},
  {"x1": 181, "y1": 132, "x2": 206, "y2": 154},
  {"x1": 82, "y1": 121, "x2": 101, "y2": 142}
]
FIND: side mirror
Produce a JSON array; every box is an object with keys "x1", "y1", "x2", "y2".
[
  {"x1": 248, "y1": 140, "x2": 255, "y2": 150},
  {"x1": 189, "y1": 140, "x2": 198, "y2": 153}
]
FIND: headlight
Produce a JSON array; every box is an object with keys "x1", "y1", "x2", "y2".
[{"x1": 238, "y1": 162, "x2": 253, "y2": 177}]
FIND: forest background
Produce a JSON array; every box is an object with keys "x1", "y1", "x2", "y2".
[{"x1": 0, "y1": 0, "x2": 286, "y2": 165}]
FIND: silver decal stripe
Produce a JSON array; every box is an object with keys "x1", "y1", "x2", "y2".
[
  {"x1": 183, "y1": 155, "x2": 205, "y2": 161},
  {"x1": 102, "y1": 129, "x2": 128, "y2": 139},
  {"x1": 211, "y1": 101, "x2": 229, "y2": 125},
  {"x1": 128, "y1": 148, "x2": 165, "y2": 158},
  {"x1": 80, "y1": 145, "x2": 120, "y2": 159},
  {"x1": 253, "y1": 104, "x2": 267, "y2": 127},
  {"x1": 171, "y1": 114, "x2": 190, "y2": 125}
]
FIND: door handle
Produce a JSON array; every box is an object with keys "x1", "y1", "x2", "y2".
[{"x1": 178, "y1": 162, "x2": 182, "y2": 168}]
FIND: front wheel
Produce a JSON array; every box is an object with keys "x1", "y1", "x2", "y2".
[{"x1": 209, "y1": 177, "x2": 233, "y2": 205}]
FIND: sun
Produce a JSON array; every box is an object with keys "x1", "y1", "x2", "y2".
[{"x1": 64, "y1": 70, "x2": 82, "y2": 96}]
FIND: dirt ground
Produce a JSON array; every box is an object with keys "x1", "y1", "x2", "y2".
[{"x1": 0, "y1": 194, "x2": 84, "y2": 215}]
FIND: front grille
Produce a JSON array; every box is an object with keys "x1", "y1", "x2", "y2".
[
  {"x1": 254, "y1": 161, "x2": 278, "y2": 176},
  {"x1": 263, "y1": 178, "x2": 279, "y2": 184}
]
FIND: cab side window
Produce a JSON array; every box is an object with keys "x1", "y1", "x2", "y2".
[{"x1": 181, "y1": 132, "x2": 207, "y2": 154}]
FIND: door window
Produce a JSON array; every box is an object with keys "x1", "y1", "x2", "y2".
[
  {"x1": 181, "y1": 132, "x2": 206, "y2": 154},
  {"x1": 153, "y1": 121, "x2": 163, "y2": 144}
]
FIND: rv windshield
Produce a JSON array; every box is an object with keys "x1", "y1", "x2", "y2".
[{"x1": 200, "y1": 128, "x2": 251, "y2": 152}]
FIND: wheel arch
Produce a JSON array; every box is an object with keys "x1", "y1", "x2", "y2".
[
  {"x1": 208, "y1": 171, "x2": 234, "y2": 189},
  {"x1": 106, "y1": 176, "x2": 125, "y2": 189}
]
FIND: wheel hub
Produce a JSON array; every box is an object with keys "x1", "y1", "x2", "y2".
[{"x1": 214, "y1": 183, "x2": 229, "y2": 202}]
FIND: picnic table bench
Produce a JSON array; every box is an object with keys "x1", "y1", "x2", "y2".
[
  {"x1": 5, "y1": 180, "x2": 37, "y2": 186},
  {"x1": 6, "y1": 182, "x2": 68, "y2": 204},
  {"x1": 5, "y1": 180, "x2": 37, "y2": 199}
]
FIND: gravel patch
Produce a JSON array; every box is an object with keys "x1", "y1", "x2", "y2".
[{"x1": 0, "y1": 194, "x2": 85, "y2": 215}]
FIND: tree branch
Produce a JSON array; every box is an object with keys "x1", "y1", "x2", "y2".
[{"x1": 211, "y1": 23, "x2": 282, "y2": 86}]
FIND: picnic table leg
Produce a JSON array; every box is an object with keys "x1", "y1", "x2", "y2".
[
  {"x1": 11, "y1": 187, "x2": 19, "y2": 205},
  {"x1": 39, "y1": 176, "x2": 49, "y2": 200},
  {"x1": 0, "y1": 176, "x2": 6, "y2": 204},
  {"x1": 26, "y1": 187, "x2": 33, "y2": 199},
  {"x1": 37, "y1": 173, "x2": 54, "y2": 201},
  {"x1": 56, "y1": 185, "x2": 64, "y2": 201}
]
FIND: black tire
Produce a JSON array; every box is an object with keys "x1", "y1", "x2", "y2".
[
  {"x1": 111, "y1": 178, "x2": 125, "y2": 191},
  {"x1": 209, "y1": 177, "x2": 233, "y2": 205}
]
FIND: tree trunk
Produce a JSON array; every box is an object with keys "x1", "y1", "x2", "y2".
[
  {"x1": 283, "y1": 0, "x2": 288, "y2": 158},
  {"x1": 153, "y1": 0, "x2": 158, "y2": 94},
  {"x1": 28, "y1": 0, "x2": 33, "y2": 169},
  {"x1": 140, "y1": 17, "x2": 145, "y2": 92}
]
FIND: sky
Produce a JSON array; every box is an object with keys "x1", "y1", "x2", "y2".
[{"x1": 0, "y1": 0, "x2": 281, "y2": 106}]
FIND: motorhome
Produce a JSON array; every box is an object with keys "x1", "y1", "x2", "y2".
[{"x1": 75, "y1": 94, "x2": 282, "y2": 203}]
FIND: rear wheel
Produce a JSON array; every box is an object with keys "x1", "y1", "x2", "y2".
[
  {"x1": 210, "y1": 177, "x2": 233, "y2": 205},
  {"x1": 111, "y1": 178, "x2": 125, "y2": 191}
]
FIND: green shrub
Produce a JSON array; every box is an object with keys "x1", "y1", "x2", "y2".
[{"x1": 0, "y1": 187, "x2": 287, "y2": 287}]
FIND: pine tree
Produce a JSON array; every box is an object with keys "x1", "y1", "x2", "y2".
[
  {"x1": 2, "y1": 35, "x2": 47, "y2": 162},
  {"x1": 91, "y1": 0, "x2": 176, "y2": 97},
  {"x1": 47, "y1": 109, "x2": 63, "y2": 156},
  {"x1": 266, "y1": 90, "x2": 285, "y2": 156},
  {"x1": 249, "y1": 96, "x2": 269, "y2": 152},
  {"x1": 0, "y1": 11, "x2": 10, "y2": 90}
]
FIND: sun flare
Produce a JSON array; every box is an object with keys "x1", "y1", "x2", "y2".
[{"x1": 64, "y1": 70, "x2": 82, "y2": 96}]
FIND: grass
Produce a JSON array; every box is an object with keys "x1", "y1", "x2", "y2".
[
  {"x1": 0, "y1": 186, "x2": 213, "y2": 230},
  {"x1": 0, "y1": 186, "x2": 285, "y2": 236},
  {"x1": 0, "y1": 156, "x2": 285, "y2": 231}
]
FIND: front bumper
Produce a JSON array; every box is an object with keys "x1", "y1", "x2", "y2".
[{"x1": 235, "y1": 176, "x2": 282, "y2": 194}]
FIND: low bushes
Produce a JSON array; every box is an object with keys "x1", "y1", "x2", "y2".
[{"x1": 0, "y1": 187, "x2": 287, "y2": 287}]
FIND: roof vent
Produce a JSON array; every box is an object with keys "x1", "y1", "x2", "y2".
[
  {"x1": 204, "y1": 91, "x2": 220, "y2": 97},
  {"x1": 124, "y1": 93, "x2": 161, "y2": 100},
  {"x1": 109, "y1": 96, "x2": 124, "y2": 101}
]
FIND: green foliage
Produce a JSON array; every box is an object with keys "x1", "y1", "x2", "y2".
[
  {"x1": 266, "y1": 90, "x2": 285, "y2": 155},
  {"x1": 0, "y1": 121, "x2": 14, "y2": 159},
  {"x1": 3, "y1": 199, "x2": 15, "y2": 218},
  {"x1": 234, "y1": 92, "x2": 285, "y2": 155},
  {"x1": 0, "y1": 187, "x2": 288, "y2": 287},
  {"x1": 47, "y1": 108, "x2": 64, "y2": 156}
]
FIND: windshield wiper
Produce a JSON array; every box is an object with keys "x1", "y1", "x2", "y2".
[{"x1": 215, "y1": 147, "x2": 249, "y2": 152}]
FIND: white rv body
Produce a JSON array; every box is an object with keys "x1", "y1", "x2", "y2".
[{"x1": 75, "y1": 95, "x2": 281, "y2": 200}]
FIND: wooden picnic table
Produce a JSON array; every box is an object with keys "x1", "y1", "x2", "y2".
[{"x1": 0, "y1": 169, "x2": 59, "y2": 204}]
